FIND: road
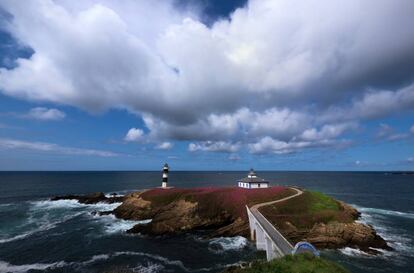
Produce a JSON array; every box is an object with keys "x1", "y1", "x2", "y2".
[{"x1": 249, "y1": 187, "x2": 304, "y2": 255}]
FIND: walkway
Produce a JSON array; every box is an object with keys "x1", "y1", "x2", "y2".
[{"x1": 247, "y1": 187, "x2": 304, "y2": 259}]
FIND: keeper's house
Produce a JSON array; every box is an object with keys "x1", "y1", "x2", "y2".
[{"x1": 237, "y1": 169, "x2": 269, "y2": 189}]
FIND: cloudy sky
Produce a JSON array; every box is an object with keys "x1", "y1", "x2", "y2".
[{"x1": 0, "y1": 0, "x2": 413, "y2": 170}]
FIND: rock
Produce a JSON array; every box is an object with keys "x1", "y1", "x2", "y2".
[
  {"x1": 114, "y1": 192, "x2": 154, "y2": 220},
  {"x1": 306, "y1": 222, "x2": 391, "y2": 253},
  {"x1": 209, "y1": 217, "x2": 249, "y2": 238},
  {"x1": 126, "y1": 198, "x2": 234, "y2": 235},
  {"x1": 51, "y1": 192, "x2": 124, "y2": 204}
]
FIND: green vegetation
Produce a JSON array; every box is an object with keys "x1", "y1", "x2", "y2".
[
  {"x1": 308, "y1": 191, "x2": 340, "y2": 212},
  {"x1": 223, "y1": 254, "x2": 349, "y2": 273},
  {"x1": 260, "y1": 191, "x2": 353, "y2": 230}
]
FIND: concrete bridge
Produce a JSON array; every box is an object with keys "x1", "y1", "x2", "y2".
[{"x1": 247, "y1": 188, "x2": 303, "y2": 261}]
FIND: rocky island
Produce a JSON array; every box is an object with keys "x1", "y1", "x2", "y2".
[{"x1": 51, "y1": 186, "x2": 390, "y2": 255}]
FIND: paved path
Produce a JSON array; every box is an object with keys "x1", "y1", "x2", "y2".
[{"x1": 249, "y1": 187, "x2": 304, "y2": 255}]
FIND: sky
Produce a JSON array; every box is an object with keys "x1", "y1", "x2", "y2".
[{"x1": 0, "y1": 0, "x2": 413, "y2": 171}]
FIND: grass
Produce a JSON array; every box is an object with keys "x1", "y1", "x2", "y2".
[
  {"x1": 260, "y1": 191, "x2": 352, "y2": 231},
  {"x1": 224, "y1": 253, "x2": 349, "y2": 273},
  {"x1": 308, "y1": 191, "x2": 340, "y2": 212}
]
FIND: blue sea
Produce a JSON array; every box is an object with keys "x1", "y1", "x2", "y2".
[{"x1": 0, "y1": 171, "x2": 413, "y2": 273}]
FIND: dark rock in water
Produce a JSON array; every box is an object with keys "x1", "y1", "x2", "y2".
[
  {"x1": 51, "y1": 192, "x2": 124, "y2": 204},
  {"x1": 97, "y1": 210, "x2": 114, "y2": 216}
]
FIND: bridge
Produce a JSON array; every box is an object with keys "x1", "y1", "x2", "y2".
[{"x1": 246, "y1": 187, "x2": 304, "y2": 261}]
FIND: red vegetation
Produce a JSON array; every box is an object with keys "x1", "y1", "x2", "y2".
[{"x1": 141, "y1": 186, "x2": 293, "y2": 220}]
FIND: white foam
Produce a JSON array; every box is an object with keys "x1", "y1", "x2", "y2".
[
  {"x1": 0, "y1": 260, "x2": 67, "y2": 273},
  {"x1": 208, "y1": 236, "x2": 248, "y2": 253},
  {"x1": 97, "y1": 214, "x2": 152, "y2": 234},
  {"x1": 113, "y1": 251, "x2": 189, "y2": 271},
  {"x1": 0, "y1": 233, "x2": 32, "y2": 244},
  {"x1": 352, "y1": 204, "x2": 414, "y2": 259},
  {"x1": 80, "y1": 254, "x2": 111, "y2": 266},
  {"x1": 32, "y1": 199, "x2": 122, "y2": 212},
  {"x1": 104, "y1": 193, "x2": 125, "y2": 198},
  {"x1": 133, "y1": 262, "x2": 165, "y2": 273},
  {"x1": 0, "y1": 251, "x2": 191, "y2": 273},
  {"x1": 356, "y1": 206, "x2": 414, "y2": 220},
  {"x1": 339, "y1": 247, "x2": 372, "y2": 257}
]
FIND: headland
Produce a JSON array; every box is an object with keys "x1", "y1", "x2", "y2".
[{"x1": 51, "y1": 186, "x2": 390, "y2": 254}]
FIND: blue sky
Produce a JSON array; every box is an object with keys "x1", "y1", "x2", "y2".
[{"x1": 0, "y1": 0, "x2": 413, "y2": 171}]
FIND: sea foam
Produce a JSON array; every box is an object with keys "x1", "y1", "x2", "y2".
[
  {"x1": 0, "y1": 260, "x2": 67, "y2": 273},
  {"x1": 208, "y1": 236, "x2": 248, "y2": 253}
]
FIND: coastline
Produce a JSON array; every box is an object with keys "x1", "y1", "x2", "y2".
[{"x1": 50, "y1": 186, "x2": 391, "y2": 255}]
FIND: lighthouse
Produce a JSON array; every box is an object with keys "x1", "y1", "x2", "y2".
[{"x1": 161, "y1": 163, "x2": 169, "y2": 188}]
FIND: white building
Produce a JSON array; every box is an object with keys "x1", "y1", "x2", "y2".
[{"x1": 237, "y1": 169, "x2": 269, "y2": 189}]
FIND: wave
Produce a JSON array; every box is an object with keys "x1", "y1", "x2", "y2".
[
  {"x1": 0, "y1": 254, "x2": 111, "y2": 273},
  {"x1": 339, "y1": 247, "x2": 372, "y2": 258},
  {"x1": 348, "y1": 204, "x2": 414, "y2": 260},
  {"x1": 355, "y1": 206, "x2": 414, "y2": 220},
  {"x1": 32, "y1": 199, "x2": 122, "y2": 211},
  {"x1": 0, "y1": 260, "x2": 67, "y2": 273},
  {"x1": 133, "y1": 262, "x2": 165, "y2": 273},
  {"x1": 0, "y1": 250, "x2": 221, "y2": 273},
  {"x1": 95, "y1": 214, "x2": 152, "y2": 234},
  {"x1": 0, "y1": 211, "x2": 84, "y2": 244},
  {"x1": 112, "y1": 251, "x2": 189, "y2": 271},
  {"x1": 208, "y1": 236, "x2": 248, "y2": 253}
]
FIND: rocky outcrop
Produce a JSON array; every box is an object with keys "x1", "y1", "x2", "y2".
[
  {"x1": 116, "y1": 192, "x2": 236, "y2": 235},
  {"x1": 306, "y1": 222, "x2": 390, "y2": 253},
  {"x1": 51, "y1": 192, "x2": 124, "y2": 204}
]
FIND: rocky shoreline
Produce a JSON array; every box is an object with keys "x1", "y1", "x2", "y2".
[{"x1": 50, "y1": 188, "x2": 391, "y2": 254}]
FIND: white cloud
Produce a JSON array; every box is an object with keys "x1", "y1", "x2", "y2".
[
  {"x1": 0, "y1": 138, "x2": 119, "y2": 157},
  {"x1": 25, "y1": 107, "x2": 66, "y2": 121},
  {"x1": 156, "y1": 142, "x2": 173, "y2": 150},
  {"x1": 189, "y1": 141, "x2": 241, "y2": 153},
  {"x1": 377, "y1": 123, "x2": 393, "y2": 138},
  {"x1": 248, "y1": 136, "x2": 350, "y2": 154},
  {"x1": 0, "y1": 0, "x2": 413, "y2": 154},
  {"x1": 410, "y1": 125, "x2": 414, "y2": 134},
  {"x1": 299, "y1": 123, "x2": 357, "y2": 142},
  {"x1": 376, "y1": 123, "x2": 410, "y2": 141},
  {"x1": 124, "y1": 128, "x2": 144, "y2": 142}
]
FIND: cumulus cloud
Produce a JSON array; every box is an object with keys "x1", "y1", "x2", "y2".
[
  {"x1": 124, "y1": 128, "x2": 145, "y2": 142},
  {"x1": 0, "y1": 0, "x2": 413, "y2": 154},
  {"x1": 0, "y1": 138, "x2": 120, "y2": 157},
  {"x1": 24, "y1": 107, "x2": 66, "y2": 121},
  {"x1": 189, "y1": 141, "x2": 241, "y2": 153},
  {"x1": 156, "y1": 142, "x2": 173, "y2": 150}
]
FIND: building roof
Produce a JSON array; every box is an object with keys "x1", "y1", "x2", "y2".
[{"x1": 238, "y1": 168, "x2": 269, "y2": 183}]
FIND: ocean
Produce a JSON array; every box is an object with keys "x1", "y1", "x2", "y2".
[{"x1": 0, "y1": 171, "x2": 413, "y2": 273}]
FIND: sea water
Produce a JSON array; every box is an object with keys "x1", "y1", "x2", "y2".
[{"x1": 0, "y1": 171, "x2": 413, "y2": 273}]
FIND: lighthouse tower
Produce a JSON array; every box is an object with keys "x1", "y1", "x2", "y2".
[{"x1": 161, "y1": 163, "x2": 169, "y2": 188}]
